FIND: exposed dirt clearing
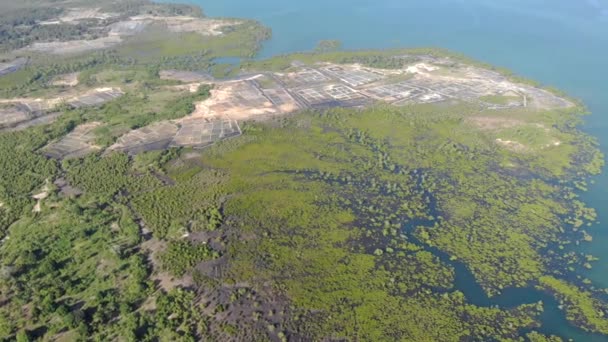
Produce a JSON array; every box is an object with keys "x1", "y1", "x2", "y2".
[
  {"x1": 51, "y1": 72, "x2": 80, "y2": 87},
  {"x1": 495, "y1": 138, "x2": 527, "y2": 152},
  {"x1": 192, "y1": 80, "x2": 299, "y2": 121},
  {"x1": 160, "y1": 70, "x2": 214, "y2": 83},
  {"x1": 41, "y1": 8, "x2": 117, "y2": 25},
  {"x1": 32, "y1": 181, "x2": 51, "y2": 213},
  {"x1": 0, "y1": 87, "x2": 123, "y2": 110},
  {"x1": 468, "y1": 117, "x2": 528, "y2": 130},
  {"x1": 406, "y1": 63, "x2": 439, "y2": 74},
  {"x1": 43, "y1": 122, "x2": 103, "y2": 159},
  {"x1": 24, "y1": 36, "x2": 123, "y2": 55},
  {"x1": 131, "y1": 15, "x2": 241, "y2": 36}
]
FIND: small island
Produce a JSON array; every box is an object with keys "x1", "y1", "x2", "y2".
[{"x1": 0, "y1": 0, "x2": 605, "y2": 341}]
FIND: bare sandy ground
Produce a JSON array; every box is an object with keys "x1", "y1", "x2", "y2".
[
  {"x1": 32, "y1": 181, "x2": 51, "y2": 213},
  {"x1": 43, "y1": 122, "x2": 103, "y2": 159},
  {"x1": 468, "y1": 117, "x2": 527, "y2": 130},
  {"x1": 40, "y1": 8, "x2": 117, "y2": 25},
  {"x1": 495, "y1": 138, "x2": 527, "y2": 152},
  {"x1": 51, "y1": 73, "x2": 80, "y2": 87},
  {"x1": 26, "y1": 11, "x2": 239, "y2": 55},
  {"x1": 131, "y1": 15, "x2": 241, "y2": 36},
  {"x1": 0, "y1": 87, "x2": 123, "y2": 110},
  {"x1": 24, "y1": 36, "x2": 124, "y2": 55},
  {"x1": 188, "y1": 79, "x2": 299, "y2": 122}
]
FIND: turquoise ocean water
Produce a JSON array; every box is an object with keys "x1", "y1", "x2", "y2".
[{"x1": 167, "y1": 0, "x2": 608, "y2": 339}]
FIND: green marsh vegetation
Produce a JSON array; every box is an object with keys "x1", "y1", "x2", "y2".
[
  {"x1": 193, "y1": 104, "x2": 604, "y2": 338},
  {"x1": 1, "y1": 96, "x2": 605, "y2": 339}
]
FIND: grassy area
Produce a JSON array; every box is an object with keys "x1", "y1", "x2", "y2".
[
  {"x1": 480, "y1": 94, "x2": 522, "y2": 105},
  {"x1": 116, "y1": 20, "x2": 270, "y2": 62}
]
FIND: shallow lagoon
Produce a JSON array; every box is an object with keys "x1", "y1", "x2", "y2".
[{"x1": 169, "y1": 0, "x2": 608, "y2": 339}]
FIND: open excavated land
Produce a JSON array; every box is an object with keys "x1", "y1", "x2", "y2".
[
  {"x1": 40, "y1": 8, "x2": 118, "y2": 25},
  {"x1": 191, "y1": 58, "x2": 572, "y2": 123},
  {"x1": 24, "y1": 36, "x2": 124, "y2": 55},
  {"x1": 131, "y1": 15, "x2": 242, "y2": 36},
  {"x1": 43, "y1": 122, "x2": 102, "y2": 159},
  {"x1": 51, "y1": 72, "x2": 80, "y2": 87},
  {"x1": 0, "y1": 88, "x2": 123, "y2": 113},
  {"x1": 0, "y1": 102, "x2": 61, "y2": 131},
  {"x1": 102, "y1": 57, "x2": 573, "y2": 156},
  {"x1": 107, "y1": 116, "x2": 241, "y2": 155},
  {"x1": 0, "y1": 58, "x2": 28, "y2": 77},
  {"x1": 23, "y1": 12, "x2": 242, "y2": 55},
  {"x1": 0, "y1": 104, "x2": 33, "y2": 129},
  {"x1": 108, "y1": 121, "x2": 179, "y2": 155},
  {"x1": 68, "y1": 87, "x2": 124, "y2": 108},
  {"x1": 160, "y1": 70, "x2": 214, "y2": 83},
  {"x1": 190, "y1": 58, "x2": 571, "y2": 119},
  {"x1": 0, "y1": 88, "x2": 123, "y2": 131},
  {"x1": 194, "y1": 79, "x2": 302, "y2": 121},
  {"x1": 170, "y1": 117, "x2": 240, "y2": 148},
  {"x1": 1, "y1": 53, "x2": 573, "y2": 157}
]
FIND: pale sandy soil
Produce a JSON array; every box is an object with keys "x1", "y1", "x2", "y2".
[
  {"x1": 32, "y1": 182, "x2": 50, "y2": 213},
  {"x1": 495, "y1": 138, "x2": 527, "y2": 152},
  {"x1": 24, "y1": 36, "x2": 123, "y2": 55},
  {"x1": 406, "y1": 63, "x2": 439, "y2": 74},
  {"x1": 40, "y1": 8, "x2": 117, "y2": 25},
  {"x1": 0, "y1": 87, "x2": 123, "y2": 110},
  {"x1": 190, "y1": 83, "x2": 271, "y2": 120},
  {"x1": 468, "y1": 117, "x2": 527, "y2": 130},
  {"x1": 165, "y1": 82, "x2": 208, "y2": 93},
  {"x1": 27, "y1": 14, "x2": 237, "y2": 55},
  {"x1": 51, "y1": 73, "x2": 80, "y2": 87},
  {"x1": 131, "y1": 15, "x2": 241, "y2": 36}
]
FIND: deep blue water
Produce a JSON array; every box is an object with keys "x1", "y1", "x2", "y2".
[{"x1": 167, "y1": 0, "x2": 608, "y2": 339}]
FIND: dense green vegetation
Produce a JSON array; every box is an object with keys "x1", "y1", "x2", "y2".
[
  {"x1": 0, "y1": 98, "x2": 605, "y2": 340},
  {"x1": 64, "y1": 152, "x2": 161, "y2": 201},
  {"x1": 131, "y1": 168, "x2": 226, "y2": 238},
  {"x1": 0, "y1": 120, "x2": 77, "y2": 235},
  {"x1": 1, "y1": 99, "x2": 605, "y2": 341},
  {"x1": 160, "y1": 240, "x2": 219, "y2": 277},
  {"x1": 190, "y1": 105, "x2": 604, "y2": 339}
]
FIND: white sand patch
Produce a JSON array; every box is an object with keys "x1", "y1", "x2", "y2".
[
  {"x1": 420, "y1": 93, "x2": 443, "y2": 101},
  {"x1": 406, "y1": 63, "x2": 438, "y2": 74},
  {"x1": 40, "y1": 8, "x2": 117, "y2": 25},
  {"x1": 52, "y1": 73, "x2": 80, "y2": 87},
  {"x1": 545, "y1": 140, "x2": 562, "y2": 148},
  {"x1": 32, "y1": 182, "x2": 51, "y2": 213},
  {"x1": 60, "y1": 8, "x2": 116, "y2": 23},
  {"x1": 25, "y1": 36, "x2": 123, "y2": 55},
  {"x1": 495, "y1": 138, "x2": 527, "y2": 152}
]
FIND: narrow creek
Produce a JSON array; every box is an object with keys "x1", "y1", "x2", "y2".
[{"x1": 406, "y1": 213, "x2": 606, "y2": 341}]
